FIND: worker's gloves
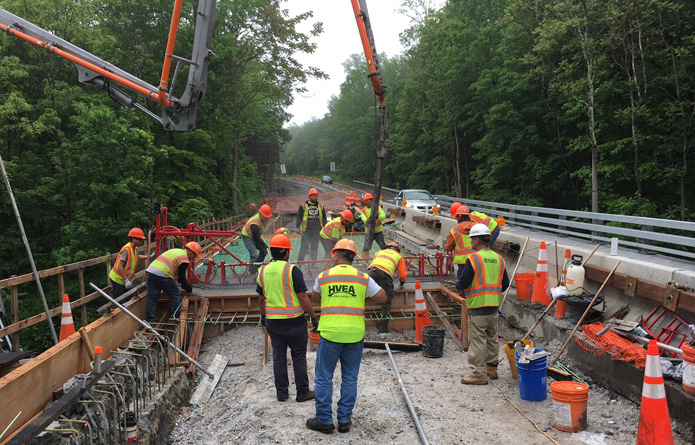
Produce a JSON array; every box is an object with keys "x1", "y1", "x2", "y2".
[
  {"x1": 124, "y1": 279, "x2": 133, "y2": 290},
  {"x1": 399, "y1": 280, "x2": 406, "y2": 287},
  {"x1": 311, "y1": 317, "x2": 320, "y2": 333},
  {"x1": 150, "y1": 252, "x2": 157, "y2": 260},
  {"x1": 182, "y1": 283, "x2": 193, "y2": 293},
  {"x1": 261, "y1": 315, "x2": 266, "y2": 327}
]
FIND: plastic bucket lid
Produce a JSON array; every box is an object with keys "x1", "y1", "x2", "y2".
[{"x1": 550, "y1": 381, "x2": 590, "y2": 399}]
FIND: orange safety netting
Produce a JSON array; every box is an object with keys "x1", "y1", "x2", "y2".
[{"x1": 575, "y1": 322, "x2": 648, "y2": 370}]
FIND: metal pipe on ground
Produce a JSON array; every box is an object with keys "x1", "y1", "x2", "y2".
[{"x1": 384, "y1": 343, "x2": 430, "y2": 445}]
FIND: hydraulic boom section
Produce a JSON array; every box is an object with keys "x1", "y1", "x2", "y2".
[{"x1": 0, "y1": 1, "x2": 216, "y2": 131}]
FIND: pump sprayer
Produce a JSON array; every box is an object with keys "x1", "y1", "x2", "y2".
[{"x1": 565, "y1": 254, "x2": 585, "y2": 296}]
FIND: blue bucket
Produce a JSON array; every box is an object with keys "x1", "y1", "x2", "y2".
[{"x1": 515, "y1": 348, "x2": 548, "y2": 401}]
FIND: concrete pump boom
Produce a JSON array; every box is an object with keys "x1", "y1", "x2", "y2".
[{"x1": 0, "y1": 1, "x2": 216, "y2": 131}]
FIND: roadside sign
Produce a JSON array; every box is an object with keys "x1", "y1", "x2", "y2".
[
  {"x1": 330, "y1": 162, "x2": 335, "y2": 172},
  {"x1": 280, "y1": 164, "x2": 286, "y2": 174}
]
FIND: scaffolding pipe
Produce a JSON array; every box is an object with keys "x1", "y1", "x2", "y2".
[{"x1": 384, "y1": 343, "x2": 430, "y2": 445}]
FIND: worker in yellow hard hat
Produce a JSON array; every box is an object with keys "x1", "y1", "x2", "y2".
[
  {"x1": 242, "y1": 204, "x2": 273, "y2": 278},
  {"x1": 296, "y1": 188, "x2": 326, "y2": 264},
  {"x1": 108, "y1": 227, "x2": 151, "y2": 300},
  {"x1": 319, "y1": 210, "x2": 353, "y2": 259},
  {"x1": 145, "y1": 241, "x2": 201, "y2": 324},
  {"x1": 360, "y1": 193, "x2": 387, "y2": 250}
]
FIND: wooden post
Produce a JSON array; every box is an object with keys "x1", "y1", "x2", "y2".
[
  {"x1": 78, "y1": 268, "x2": 87, "y2": 326},
  {"x1": 10, "y1": 282, "x2": 19, "y2": 352},
  {"x1": 57, "y1": 273, "x2": 65, "y2": 300}
]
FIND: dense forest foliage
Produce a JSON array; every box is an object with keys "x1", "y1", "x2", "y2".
[{"x1": 283, "y1": 0, "x2": 695, "y2": 222}]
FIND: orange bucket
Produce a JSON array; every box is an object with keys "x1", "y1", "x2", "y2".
[
  {"x1": 515, "y1": 273, "x2": 535, "y2": 301},
  {"x1": 309, "y1": 331, "x2": 320, "y2": 352},
  {"x1": 550, "y1": 381, "x2": 590, "y2": 432},
  {"x1": 681, "y1": 343, "x2": 695, "y2": 394}
]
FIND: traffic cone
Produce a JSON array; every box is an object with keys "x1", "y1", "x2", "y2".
[
  {"x1": 59, "y1": 294, "x2": 76, "y2": 341},
  {"x1": 555, "y1": 249, "x2": 571, "y2": 318},
  {"x1": 531, "y1": 242, "x2": 552, "y2": 305},
  {"x1": 414, "y1": 281, "x2": 431, "y2": 344},
  {"x1": 636, "y1": 340, "x2": 674, "y2": 445}
]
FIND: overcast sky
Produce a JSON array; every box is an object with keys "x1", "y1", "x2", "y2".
[{"x1": 284, "y1": 0, "x2": 445, "y2": 126}]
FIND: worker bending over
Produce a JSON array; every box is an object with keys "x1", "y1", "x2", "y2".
[
  {"x1": 307, "y1": 239, "x2": 386, "y2": 434},
  {"x1": 469, "y1": 209, "x2": 500, "y2": 247},
  {"x1": 257, "y1": 234, "x2": 317, "y2": 402},
  {"x1": 109, "y1": 227, "x2": 150, "y2": 299},
  {"x1": 242, "y1": 204, "x2": 273, "y2": 278},
  {"x1": 319, "y1": 210, "x2": 353, "y2": 259},
  {"x1": 146, "y1": 242, "x2": 201, "y2": 324},
  {"x1": 367, "y1": 242, "x2": 408, "y2": 333},
  {"x1": 457, "y1": 224, "x2": 509, "y2": 385},
  {"x1": 296, "y1": 188, "x2": 327, "y2": 263},
  {"x1": 444, "y1": 205, "x2": 475, "y2": 282},
  {"x1": 360, "y1": 193, "x2": 387, "y2": 250}
]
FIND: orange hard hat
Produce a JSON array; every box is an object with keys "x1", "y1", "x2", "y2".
[
  {"x1": 363, "y1": 193, "x2": 373, "y2": 201},
  {"x1": 274, "y1": 227, "x2": 290, "y2": 235},
  {"x1": 128, "y1": 227, "x2": 146, "y2": 239},
  {"x1": 269, "y1": 234, "x2": 293, "y2": 250},
  {"x1": 456, "y1": 205, "x2": 470, "y2": 216},
  {"x1": 308, "y1": 188, "x2": 319, "y2": 197},
  {"x1": 248, "y1": 202, "x2": 257, "y2": 210},
  {"x1": 449, "y1": 202, "x2": 461, "y2": 217},
  {"x1": 340, "y1": 209, "x2": 354, "y2": 222},
  {"x1": 185, "y1": 241, "x2": 202, "y2": 258},
  {"x1": 331, "y1": 239, "x2": 358, "y2": 256},
  {"x1": 259, "y1": 204, "x2": 272, "y2": 218},
  {"x1": 386, "y1": 242, "x2": 401, "y2": 253}
]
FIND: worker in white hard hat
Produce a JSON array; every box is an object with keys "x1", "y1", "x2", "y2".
[{"x1": 456, "y1": 224, "x2": 509, "y2": 385}]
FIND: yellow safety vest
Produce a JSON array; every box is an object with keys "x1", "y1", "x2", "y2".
[
  {"x1": 465, "y1": 249, "x2": 506, "y2": 309},
  {"x1": 242, "y1": 213, "x2": 266, "y2": 238},
  {"x1": 258, "y1": 261, "x2": 304, "y2": 319},
  {"x1": 300, "y1": 202, "x2": 324, "y2": 232},
  {"x1": 109, "y1": 242, "x2": 138, "y2": 285},
  {"x1": 470, "y1": 211, "x2": 498, "y2": 232},
  {"x1": 360, "y1": 206, "x2": 385, "y2": 233},
  {"x1": 450, "y1": 228, "x2": 475, "y2": 265},
  {"x1": 368, "y1": 249, "x2": 402, "y2": 277},
  {"x1": 317, "y1": 265, "x2": 369, "y2": 343},
  {"x1": 320, "y1": 217, "x2": 345, "y2": 240},
  {"x1": 150, "y1": 249, "x2": 189, "y2": 279}
]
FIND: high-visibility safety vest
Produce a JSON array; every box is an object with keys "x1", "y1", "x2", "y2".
[
  {"x1": 242, "y1": 213, "x2": 266, "y2": 238},
  {"x1": 300, "y1": 201, "x2": 324, "y2": 232},
  {"x1": 257, "y1": 260, "x2": 304, "y2": 319},
  {"x1": 109, "y1": 242, "x2": 138, "y2": 285},
  {"x1": 368, "y1": 249, "x2": 402, "y2": 277},
  {"x1": 450, "y1": 228, "x2": 475, "y2": 264},
  {"x1": 317, "y1": 264, "x2": 370, "y2": 343},
  {"x1": 464, "y1": 249, "x2": 506, "y2": 309},
  {"x1": 470, "y1": 211, "x2": 498, "y2": 232},
  {"x1": 320, "y1": 217, "x2": 345, "y2": 240},
  {"x1": 150, "y1": 249, "x2": 189, "y2": 280},
  {"x1": 360, "y1": 206, "x2": 385, "y2": 233}
]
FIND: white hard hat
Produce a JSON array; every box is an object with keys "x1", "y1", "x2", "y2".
[{"x1": 469, "y1": 224, "x2": 491, "y2": 237}]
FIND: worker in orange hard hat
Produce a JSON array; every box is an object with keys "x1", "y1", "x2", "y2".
[
  {"x1": 319, "y1": 210, "x2": 353, "y2": 259},
  {"x1": 296, "y1": 188, "x2": 326, "y2": 264},
  {"x1": 360, "y1": 193, "x2": 387, "y2": 250},
  {"x1": 242, "y1": 203, "x2": 273, "y2": 278},
  {"x1": 145, "y1": 241, "x2": 201, "y2": 324},
  {"x1": 257, "y1": 234, "x2": 317, "y2": 402},
  {"x1": 449, "y1": 202, "x2": 462, "y2": 218},
  {"x1": 108, "y1": 227, "x2": 151, "y2": 300},
  {"x1": 445, "y1": 206, "x2": 475, "y2": 285}
]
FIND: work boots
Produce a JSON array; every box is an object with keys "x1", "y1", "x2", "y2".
[
  {"x1": 296, "y1": 390, "x2": 315, "y2": 402},
  {"x1": 378, "y1": 319, "x2": 389, "y2": 334},
  {"x1": 306, "y1": 417, "x2": 335, "y2": 434},
  {"x1": 461, "y1": 375, "x2": 488, "y2": 385},
  {"x1": 486, "y1": 364, "x2": 499, "y2": 380}
]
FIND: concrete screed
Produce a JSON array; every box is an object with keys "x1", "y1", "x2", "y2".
[{"x1": 168, "y1": 321, "x2": 690, "y2": 445}]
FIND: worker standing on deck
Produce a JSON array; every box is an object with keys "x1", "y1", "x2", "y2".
[
  {"x1": 242, "y1": 204, "x2": 273, "y2": 278},
  {"x1": 444, "y1": 206, "x2": 475, "y2": 282},
  {"x1": 296, "y1": 188, "x2": 327, "y2": 264},
  {"x1": 307, "y1": 239, "x2": 386, "y2": 434},
  {"x1": 109, "y1": 227, "x2": 150, "y2": 299},
  {"x1": 469, "y1": 209, "x2": 500, "y2": 247},
  {"x1": 145, "y1": 242, "x2": 201, "y2": 324},
  {"x1": 367, "y1": 242, "x2": 408, "y2": 334},
  {"x1": 319, "y1": 210, "x2": 353, "y2": 259},
  {"x1": 457, "y1": 224, "x2": 509, "y2": 385},
  {"x1": 257, "y1": 234, "x2": 318, "y2": 403},
  {"x1": 360, "y1": 193, "x2": 387, "y2": 250}
]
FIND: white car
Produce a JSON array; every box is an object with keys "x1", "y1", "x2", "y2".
[{"x1": 394, "y1": 189, "x2": 437, "y2": 213}]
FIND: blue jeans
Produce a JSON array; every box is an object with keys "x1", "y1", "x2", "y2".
[
  {"x1": 110, "y1": 278, "x2": 127, "y2": 300},
  {"x1": 490, "y1": 226, "x2": 501, "y2": 247},
  {"x1": 314, "y1": 337, "x2": 364, "y2": 424},
  {"x1": 266, "y1": 316, "x2": 310, "y2": 398},
  {"x1": 146, "y1": 274, "x2": 182, "y2": 324},
  {"x1": 243, "y1": 236, "x2": 267, "y2": 264}
]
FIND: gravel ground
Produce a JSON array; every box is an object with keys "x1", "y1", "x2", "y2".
[{"x1": 168, "y1": 318, "x2": 689, "y2": 444}]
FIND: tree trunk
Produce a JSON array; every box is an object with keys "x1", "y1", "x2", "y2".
[
  {"x1": 232, "y1": 145, "x2": 239, "y2": 214},
  {"x1": 453, "y1": 123, "x2": 463, "y2": 198},
  {"x1": 583, "y1": 45, "x2": 599, "y2": 214}
]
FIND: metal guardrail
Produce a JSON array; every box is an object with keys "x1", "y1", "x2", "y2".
[
  {"x1": 351, "y1": 180, "x2": 695, "y2": 261},
  {"x1": 352, "y1": 180, "x2": 399, "y2": 195}
]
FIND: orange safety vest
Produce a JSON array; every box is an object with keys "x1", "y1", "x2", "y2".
[
  {"x1": 109, "y1": 242, "x2": 138, "y2": 285},
  {"x1": 258, "y1": 260, "x2": 304, "y2": 319},
  {"x1": 465, "y1": 249, "x2": 505, "y2": 309},
  {"x1": 150, "y1": 249, "x2": 189, "y2": 279},
  {"x1": 450, "y1": 228, "x2": 475, "y2": 265}
]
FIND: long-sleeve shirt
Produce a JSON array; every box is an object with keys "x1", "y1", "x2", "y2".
[{"x1": 445, "y1": 221, "x2": 475, "y2": 252}]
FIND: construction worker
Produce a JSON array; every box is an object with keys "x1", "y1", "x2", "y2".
[
  {"x1": 444, "y1": 206, "x2": 475, "y2": 282},
  {"x1": 319, "y1": 210, "x2": 353, "y2": 259},
  {"x1": 360, "y1": 193, "x2": 387, "y2": 250},
  {"x1": 307, "y1": 239, "x2": 386, "y2": 434},
  {"x1": 449, "y1": 202, "x2": 462, "y2": 218},
  {"x1": 242, "y1": 204, "x2": 273, "y2": 277},
  {"x1": 109, "y1": 227, "x2": 149, "y2": 299},
  {"x1": 296, "y1": 188, "x2": 327, "y2": 263},
  {"x1": 367, "y1": 242, "x2": 408, "y2": 333},
  {"x1": 469, "y1": 209, "x2": 500, "y2": 247},
  {"x1": 457, "y1": 224, "x2": 509, "y2": 385},
  {"x1": 257, "y1": 234, "x2": 318, "y2": 403},
  {"x1": 145, "y1": 241, "x2": 201, "y2": 324}
]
